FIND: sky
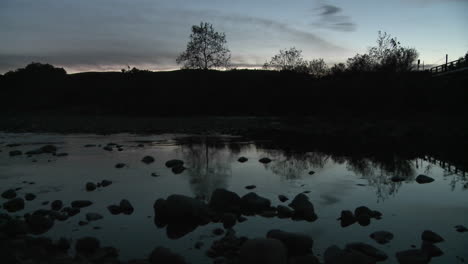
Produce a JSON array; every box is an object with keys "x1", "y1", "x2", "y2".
[{"x1": 0, "y1": 0, "x2": 467, "y2": 73}]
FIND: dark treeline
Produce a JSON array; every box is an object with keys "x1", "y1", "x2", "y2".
[{"x1": 0, "y1": 63, "x2": 467, "y2": 116}]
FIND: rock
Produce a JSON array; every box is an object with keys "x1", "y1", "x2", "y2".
[
  {"x1": 357, "y1": 213, "x2": 371, "y2": 226},
  {"x1": 86, "y1": 213, "x2": 103, "y2": 222},
  {"x1": 142, "y1": 156, "x2": 155, "y2": 164},
  {"x1": 79, "y1": 221, "x2": 88, "y2": 226},
  {"x1": 26, "y1": 214, "x2": 54, "y2": 234},
  {"x1": 71, "y1": 200, "x2": 93, "y2": 208},
  {"x1": 172, "y1": 165, "x2": 186, "y2": 174},
  {"x1": 76, "y1": 237, "x2": 100, "y2": 255},
  {"x1": 278, "y1": 195, "x2": 288, "y2": 202},
  {"x1": 84, "y1": 144, "x2": 96, "y2": 148},
  {"x1": 108, "y1": 205, "x2": 122, "y2": 215},
  {"x1": 25, "y1": 193, "x2": 36, "y2": 201},
  {"x1": 86, "y1": 182, "x2": 97, "y2": 191},
  {"x1": 165, "y1": 159, "x2": 184, "y2": 168},
  {"x1": 120, "y1": 199, "x2": 134, "y2": 215},
  {"x1": 259, "y1": 158, "x2": 272, "y2": 164},
  {"x1": 1, "y1": 189, "x2": 17, "y2": 199},
  {"x1": 238, "y1": 157, "x2": 248, "y2": 163},
  {"x1": 221, "y1": 213, "x2": 237, "y2": 229},
  {"x1": 324, "y1": 245, "x2": 376, "y2": 264},
  {"x1": 153, "y1": 195, "x2": 211, "y2": 238},
  {"x1": 101, "y1": 180, "x2": 112, "y2": 187},
  {"x1": 115, "y1": 163, "x2": 125, "y2": 169},
  {"x1": 455, "y1": 225, "x2": 468, "y2": 232},
  {"x1": 288, "y1": 193, "x2": 317, "y2": 221},
  {"x1": 308, "y1": 171, "x2": 315, "y2": 175},
  {"x1": 66, "y1": 207, "x2": 80, "y2": 216},
  {"x1": 6, "y1": 143, "x2": 21, "y2": 147},
  {"x1": 3, "y1": 198, "x2": 25, "y2": 212},
  {"x1": 238, "y1": 215, "x2": 248, "y2": 222},
  {"x1": 370, "y1": 231, "x2": 394, "y2": 244},
  {"x1": 213, "y1": 228, "x2": 225, "y2": 236},
  {"x1": 148, "y1": 247, "x2": 187, "y2": 264},
  {"x1": 151, "y1": 172, "x2": 159, "y2": 177},
  {"x1": 354, "y1": 206, "x2": 372, "y2": 217},
  {"x1": 209, "y1": 189, "x2": 241, "y2": 213},
  {"x1": 421, "y1": 241, "x2": 443, "y2": 257},
  {"x1": 345, "y1": 242, "x2": 388, "y2": 261},
  {"x1": 103, "y1": 146, "x2": 113, "y2": 151},
  {"x1": 239, "y1": 238, "x2": 287, "y2": 264},
  {"x1": 395, "y1": 249, "x2": 430, "y2": 264},
  {"x1": 51, "y1": 200, "x2": 63, "y2": 211},
  {"x1": 339, "y1": 210, "x2": 356, "y2": 227},
  {"x1": 416, "y1": 175, "x2": 434, "y2": 184},
  {"x1": 391, "y1": 175, "x2": 406, "y2": 182},
  {"x1": 266, "y1": 229, "x2": 313, "y2": 256},
  {"x1": 245, "y1": 185, "x2": 256, "y2": 190},
  {"x1": 421, "y1": 230, "x2": 444, "y2": 243},
  {"x1": 56, "y1": 153, "x2": 68, "y2": 157},
  {"x1": 289, "y1": 255, "x2": 320, "y2": 264},
  {"x1": 40, "y1": 145, "x2": 57, "y2": 153},
  {"x1": 240, "y1": 192, "x2": 271, "y2": 214},
  {"x1": 9, "y1": 150, "x2": 22, "y2": 156},
  {"x1": 277, "y1": 205, "x2": 293, "y2": 218}
]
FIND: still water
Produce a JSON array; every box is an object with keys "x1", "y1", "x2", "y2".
[{"x1": 0, "y1": 133, "x2": 467, "y2": 263}]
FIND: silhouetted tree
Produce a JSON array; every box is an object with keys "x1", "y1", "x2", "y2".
[
  {"x1": 176, "y1": 22, "x2": 231, "y2": 70},
  {"x1": 368, "y1": 31, "x2": 418, "y2": 72},
  {"x1": 5, "y1": 62, "x2": 66, "y2": 77},
  {"x1": 346, "y1": 54, "x2": 375, "y2": 72},
  {"x1": 263, "y1": 47, "x2": 307, "y2": 72},
  {"x1": 307, "y1": 58, "x2": 329, "y2": 77},
  {"x1": 330, "y1": 63, "x2": 346, "y2": 75}
]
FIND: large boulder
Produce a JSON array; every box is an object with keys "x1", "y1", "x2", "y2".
[
  {"x1": 266, "y1": 229, "x2": 313, "y2": 256},
  {"x1": 288, "y1": 194, "x2": 317, "y2": 221},
  {"x1": 148, "y1": 247, "x2": 187, "y2": 264},
  {"x1": 416, "y1": 175, "x2": 434, "y2": 184},
  {"x1": 209, "y1": 188, "x2": 241, "y2": 213},
  {"x1": 3, "y1": 198, "x2": 25, "y2": 212},
  {"x1": 153, "y1": 195, "x2": 211, "y2": 239},
  {"x1": 239, "y1": 238, "x2": 287, "y2": 264},
  {"x1": 395, "y1": 249, "x2": 430, "y2": 264},
  {"x1": 240, "y1": 192, "x2": 271, "y2": 214}
]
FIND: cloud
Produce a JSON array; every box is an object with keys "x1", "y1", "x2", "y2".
[{"x1": 313, "y1": 3, "x2": 356, "y2": 32}]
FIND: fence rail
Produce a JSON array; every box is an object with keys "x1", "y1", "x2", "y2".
[{"x1": 429, "y1": 57, "x2": 468, "y2": 74}]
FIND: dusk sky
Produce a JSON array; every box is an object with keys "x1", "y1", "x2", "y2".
[{"x1": 1, "y1": 0, "x2": 467, "y2": 73}]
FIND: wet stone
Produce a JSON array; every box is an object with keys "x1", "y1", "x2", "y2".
[
  {"x1": 120, "y1": 199, "x2": 134, "y2": 215},
  {"x1": 416, "y1": 175, "x2": 435, "y2": 184},
  {"x1": 86, "y1": 213, "x2": 103, "y2": 222},
  {"x1": 3, "y1": 198, "x2": 25, "y2": 212},
  {"x1": 115, "y1": 163, "x2": 126, "y2": 169},
  {"x1": 86, "y1": 182, "x2": 97, "y2": 191},
  {"x1": 278, "y1": 195, "x2": 288, "y2": 202},
  {"x1": 259, "y1": 157, "x2": 272, "y2": 164},
  {"x1": 238, "y1": 157, "x2": 248, "y2": 163},
  {"x1": 71, "y1": 200, "x2": 93, "y2": 208},
  {"x1": 245, "y1": 185, "x2": 256, "y2": 190},
  {"x1": 421, "y1": 230, "x2": 444, "y2": 243},
  {"x1": 455, "y1": 225, "x2": 468, "y2": 232},
  {"x1": 25, "y1": 193, "x2": 37, "y2": 201},
  {"x1": 101, "y1": 180, "x2": 112, "y2": 187},
  {"x1": 51, "y1": 200, "x2": 63, "y2": 211},
  {"x1": 142, "y1": 156, "x2": 155, "y2": 164},
  {"x1": 1, "y1": 189, "x2": 17, "y2": 199},
  {"x1": 370, "y1": 231, "x2": 394, "y2": 244}
]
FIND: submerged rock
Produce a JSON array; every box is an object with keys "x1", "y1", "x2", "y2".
[
  {"x1": 172, "y1": 165, "x2": 186, "y2": 174},
  {"x1": 239, "y1": 238, "x2": 287, "y2": 264},
  {"x1": 120, "y1": 199, "x2": 134, "y2": 215},
  {"x1": 238, "y1": 157, "x2": 248, "y2": 163},
  {"x1": 395, "y1": 249, "x2": 430, "y2": 264},
  {"x1": 148, "y1": 247, "x2": 187, "y2": 264},
  {"x1": 209, "y1": 188, "x2": 241, "y2": 213},
  {"x1": 75, "y1": 237, "x2": 100, "y2": 256},
  {"x1": 278, "y1": 195, "x2": 288, "y2": 203},
  {"x1": 266, "y1": 229, "x2": 313, "y2": 256},
  {"x1": 142, "y1": 156, "x2": 155, "y2": 164},
  {"x1": 455, "y1": 225, "x2": 468, "y2": 232},
  {"x1": 115, "y1": 163, "x2": 126, "y2": 169},
  {"x1": 277, "y1": 205, "x2": 293, "y2": 218},
  {"x1": 51, "y1": 200, "x2": 63, "y2": 211},
  {"x1": 3, "y1": 197, "x2": 25, "y2": 212},
  {"x1": 86, "y1": 182, "x2": 97, "y2": 191},
  {"x1": 370, "y1": 231, "x2": 394, "y2": 244},
  {"x1": 1, "y1": 189, "x2": 17, "y2": 199},
  {"x1": 421, "y1": 230, "x2": 444, "y2": 243},
  {"x1": 9, "y1": 150, "x2": 22, "y2": 156},
  {"x1": 416, "y1": 175, "x2": 434, "y2": 184},
  {"x1": 101, "y1": 180, "x2": 112, "y2": 187},
  {"x1": 71, "y1": 200, "x2": 93, "y2": 208},
  {"x1": 421, "y1": 241, "x2": 444, "y2": 257},
  {"x1": 391, "y1": 175, "x2": 406, "y2": 182},
  {"x1": 107, "y1": 205, "x2": 122, "y2": 215},
  {"x1": 86, "y1": 213, "x2": 103, "y2": 222},
  {"x1": 259, "y1": 158, "x2": 272, "y2": 164},
  {"x1": 165, "y1": 159, "x2": 184, "y2": 168},
  {"x1": 339, "y1": 210, "x2": 356, "y2": 227},
  {"x1": 25, "y1": 193, "x2": 37, "y2": 201},
  {"x1": 245, "y1": 185, "x2": 256, "y2": 190},
  {"x1": 240, "y1": 192, "x2": 271, "y2": 214},
  {"x1": 288, "y1": 193, "x2": 317, "y2": 221}
]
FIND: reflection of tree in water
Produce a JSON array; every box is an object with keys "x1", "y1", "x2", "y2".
[
  {"x1": 177, "y1": 136, "x2": 249, "y2": 201},
  {"x1": 261, "y1": 149, "x2": 330, "y2": 180},
  {"x1": 346, "y1": 156, "x2": 416, "y2": 202}
]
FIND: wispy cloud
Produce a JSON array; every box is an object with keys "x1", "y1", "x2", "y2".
[{"x1": 312, "y1": 3, "x2": 356, "y2": 32}]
